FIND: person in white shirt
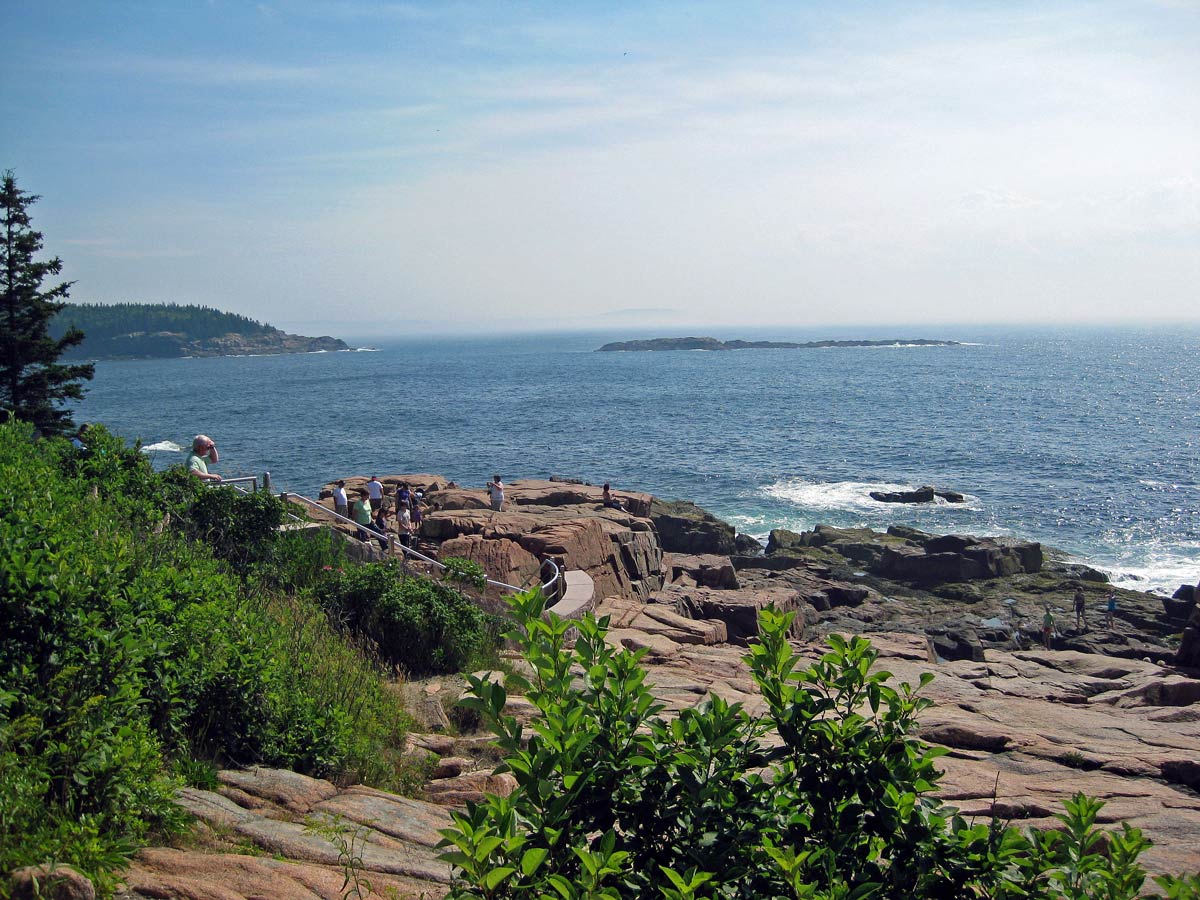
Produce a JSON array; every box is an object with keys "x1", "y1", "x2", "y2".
[
  {"x1": 486, "y1": 474, "x2": 504, "y2": 511},
  {"x1": 366, "y1": 475, "x2": 384, "y2": 512},
  {"x1": 333, "y1": 480, "x2": 349, "y2": 518}
]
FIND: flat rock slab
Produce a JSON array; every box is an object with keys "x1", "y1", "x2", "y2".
[
  {"x1": 121, "y1": 847, "x2": 444, "y2": 900},
  {"x1": 126, "y1": 769, "x2": 454, "y2": 899}
]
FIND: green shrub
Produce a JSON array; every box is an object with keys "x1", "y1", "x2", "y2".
[
  {"x1": 439, "y1": 590, "x2": 1200, "y2": 900},
  {"x1": 315, "y1": 561, "x2": 493, "y2": 676},
  {"x1": 182, "y1": 485, "x2": 288, "y2": 568},
  {"x1": 0, "y1": 420, "x2": 411, "y2": 892},
  {"x1": 442, "y1": 556, "x2": 488, "y2": 591}
]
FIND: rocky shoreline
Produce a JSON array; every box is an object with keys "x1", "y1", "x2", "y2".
[
  {"x1": 109, "y1": 474, "x2": 1199, "y2": 898},
  {"x1": 313, "y1": 473, "x2": 1199, "y2": 669},
  {"x1": 71, "y1": 328, "x2": 350, "y2": 360}
]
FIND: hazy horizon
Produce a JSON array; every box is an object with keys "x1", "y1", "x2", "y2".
[{"x1": 5, "y1": 1, "x2": 1198, "y2": 331}]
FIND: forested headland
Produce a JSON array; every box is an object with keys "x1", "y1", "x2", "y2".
[{"x1": 50, "y1": 302, "x2": 350, "y2": 359}]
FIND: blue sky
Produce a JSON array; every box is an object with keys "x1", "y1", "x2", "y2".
[{"x1": 3, "y1": 1, "x2": 1198, "y2": 334}]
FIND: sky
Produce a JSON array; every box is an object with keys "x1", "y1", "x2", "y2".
[{"x1": 2, "y1": 0, "x2": 1198, "y2": 335}]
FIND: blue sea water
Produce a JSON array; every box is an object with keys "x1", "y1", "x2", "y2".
[{"x1": 71, "y1": 324, "x2": 1200, "y2": 595}]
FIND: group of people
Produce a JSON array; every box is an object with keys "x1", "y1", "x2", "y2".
[
  {"x1": 332, "y1": 475, "x2": 425, "y2": 550},
  {"x1": 1041, "y1": 587, "x2": 1119, "y2": 649}
]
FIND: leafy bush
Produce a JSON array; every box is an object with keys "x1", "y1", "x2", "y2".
[
  {"x1": 182, "y1": 484, "x2": 288, "y2": 567},
  {"x1": 439, "y1": 590, "x2": 1200, "y2": 900},
  {"x1": 316, "y1": 561, "x2": 494, "y2": 676},
  {"x1": 0, "y1": 420, "x2": 410, "y2": 891},
  {"x1": 442, "y1": 556, "x2": 488, "y2": 591}
]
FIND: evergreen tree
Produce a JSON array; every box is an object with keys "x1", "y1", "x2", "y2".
[{"x1": 0, "y1": 171, "x2": 93, "y2": 434}]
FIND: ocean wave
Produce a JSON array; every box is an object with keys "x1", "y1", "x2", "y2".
[
  {"x1": 1095, "y1": 543, "x2": 1200, "y2": 596},
  {"x1": 761, "y1": 478, "x2": 982, "y2": 514},
  {"x1": 141, "y1": 440, "x2": 183, "y2": 453}
]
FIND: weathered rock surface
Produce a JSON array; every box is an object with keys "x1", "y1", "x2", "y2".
[
  {"x1": 10, "y1": 864, "x2": 95, "y2": 900},
  {"x1": 117, "y1": 768, "x2": 454, "y2": 899},
  {"x1": 665, "y1": 552, "x2": 740, "y2": 589},
  {"x1": 572, "y1": 611, "x2": 1200, "y2": 879},
  {"x1": 649, "y1": 498, "x2": 736, "y2": 555},
  {"x1": 122, "y1": 607, "x2": 1199, "y2": 897}
]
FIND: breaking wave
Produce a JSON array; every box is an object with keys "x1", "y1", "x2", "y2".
[{"x1": 760, "y1": 478, "x2": 982, "y2": 514}]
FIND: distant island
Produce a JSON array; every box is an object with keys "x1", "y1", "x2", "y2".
[
  {"x1": 52, "y1": 302, "x2": 350, "y2": 360},
  {"x1": 596, "y1": 336, "x2": 961, "y2": 352}
]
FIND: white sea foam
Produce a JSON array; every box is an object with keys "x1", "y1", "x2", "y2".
[
  {"x1": 761, "y1": 478, "x2": 982, "y2": 514},
  {"x1": 1099, "y1": 543, "x2": 1200, "y2": 596},
  {"x1": 141, "y1": 440, "x2": 182, "y2": 453}
]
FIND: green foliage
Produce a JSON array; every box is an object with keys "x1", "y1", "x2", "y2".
[
  {"x1": 442, "y1": 555, "x2": 488, "y2": 591},
  {"x1": 52, "y1": 301, "x2": 274, "y2": 357},
  {"x1": 182, "y1": 484, "x2": 288, "y2": 567},
  {"x1": 0, "y1": 171, "x2": 94, "y2": 435},
  {"x1": 304, "y1": 815, "x2": 376, "y2": 900},
  {"x1": 0, "y1": 420, "x2": 410, "y2": 891},
  {"x1": 316, "y1": 561, "x2": 493, "y2": 676},
  {"x1": 439, "y1": 591, "x2": 1200, "y2": 900}
]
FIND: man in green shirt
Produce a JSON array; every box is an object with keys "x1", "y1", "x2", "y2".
[{"x1": 187, "y1": 434, "x2": 222, "y2": 482}]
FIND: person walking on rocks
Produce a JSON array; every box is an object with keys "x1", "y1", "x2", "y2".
[
  {"x1": 487, "y1": 474, "x2": 505, "y2": 512},
  {"x1": 1106, "y1": 592, "x2": 1118, "y2": 629},
  {"x1": 366, "y1": 475, "x2": 384, "y2": 513},
  {"x1": 1042, "y1": 605, "x2": 1055, "y2": 650},
  {"x1": 1073, "y1": 587, "x2": 1087, "y2": 631},
  {"x1": 333, "y1": 480, "x2": 349, "y2": 519}
]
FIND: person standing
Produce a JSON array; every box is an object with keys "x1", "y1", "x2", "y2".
[
  {"x1": 366, "y1": 475, "x2": 384, "y2": 513},
  {"x1": 372, "y1": 505, "x2": 391, "y2": 551},
  {"x1": 1042, "y1": 605, "x2": 1055, "y2": 650},
  {"x1": 397, "y1": 503, "x2": 414, "y2": 546},
  {"x1": 1073, "y1": 587, "x2": 1087, "y2": 630},
  {"x1": 487, "y1": 474, "x2": 505, "y2": 512},
  {"x1": 1106, "y1": 593, "x2": 1118, "y2": 628},
  {"x1": 396, "y1": 482, "x2": 412, "y2": 513},
  {"x1": 186, "y1": 434, "x2": 222, "y2": 482},
  {"x1": 352, "y1": 489, "x2": 373, "y2": 542},
  {"x1": 333, "y1": 480, "x2": 349, "y2": 518}
]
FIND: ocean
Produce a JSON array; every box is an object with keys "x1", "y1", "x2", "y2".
[{"x1": 71, "y1": 324, "x2": 1200, "y2": 595}]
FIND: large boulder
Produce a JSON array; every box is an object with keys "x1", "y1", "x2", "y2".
[
  {"x1": 765, "y1": 528, "x2": 808, "y2": 554},
  {"x1": 649, "y1": 498, "x2": 736, "y2": 555},
  {"x1": 8, "y1": 865, "x2": 94, "y2": 900},
  {"x1": 665, "y1": 553, "x2": 739, "y2": 589},
  {"x1": 422, "y1": 507, "x2": 664, "y2": 602},
  {"x1": 438, "y1": 534, "x2": 541, "y2": 595},
  {"x1": 661, "y1": 584, "x2": 811, "y2": 645},
  {"x1": 873, "y1": 536, "x2": 1042, "y2": 585}
]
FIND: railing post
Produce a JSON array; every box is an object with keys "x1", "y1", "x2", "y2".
[{"x1": 262, "y1": 471, "x2": 271, "y2": 493}]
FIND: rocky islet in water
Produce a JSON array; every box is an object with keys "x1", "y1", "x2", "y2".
[{"x1": 596, "y1": 336, "x2": 961, "y2": 351}]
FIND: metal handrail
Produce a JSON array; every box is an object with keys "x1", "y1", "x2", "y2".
[
  {"x1": 282, "y1": 491, "x2": 555, "y2": 595},
  {"x1": 215, "y1": 475, "x2": 260, "y2": 493}
]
